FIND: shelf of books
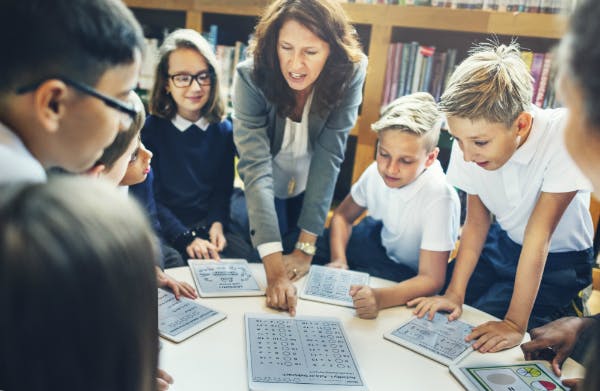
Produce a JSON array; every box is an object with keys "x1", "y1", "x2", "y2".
[{"x1": 125, "y1": 0, "x2": 568, "y2": 190}]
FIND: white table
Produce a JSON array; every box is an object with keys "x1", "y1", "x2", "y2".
[{"x1": 161, "y1": 264, "x2": 583, "y2": 391}]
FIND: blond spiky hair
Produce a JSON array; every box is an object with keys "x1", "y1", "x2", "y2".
[
  {"x1": 371, "y1": 92, "x2": 442, "y2": 152},
  {"x1": 439, "y1": 41, "x2": 533, "y2": 128}
]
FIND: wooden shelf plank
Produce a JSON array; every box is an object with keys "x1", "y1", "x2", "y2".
[
  {"x1": 125, "y1": 0, "x2": 191, "y2": 12},
  {"x1": 487, "y1": 11, "x2": 567, "y2": 38},
  {"x1": 346, "y1": 4, "x2": 489, "y2": 33},
  {"x1": 125, "y1": 1, "x2": 567, "y2": 39}
]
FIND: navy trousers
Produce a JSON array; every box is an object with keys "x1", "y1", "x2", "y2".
[
  {"x1": 447, "y1": 222, "x2": 594, "y2": 329},
  {"x1": 314, "y1": 217, "x2": 417, "y2": 282}
]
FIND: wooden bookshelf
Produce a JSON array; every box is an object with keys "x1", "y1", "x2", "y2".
[{"x1": 124, "y1": 0, "x2": 568, "y2": 182}]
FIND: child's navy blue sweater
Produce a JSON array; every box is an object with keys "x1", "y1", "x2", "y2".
[{"x1": 141, "y1": 115, "x2": 235, "y2": 240}]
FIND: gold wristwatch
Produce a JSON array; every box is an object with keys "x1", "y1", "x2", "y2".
[{"x1": 295, "y1": 241, "x2": 316, "y2": 256}]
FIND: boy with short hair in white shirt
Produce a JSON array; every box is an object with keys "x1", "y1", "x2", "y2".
[
  {"x1": 410, "y1": 43, "x2": 594, "y2": 354},
  {"x1": 316, "y1": 92, "x2": 460, "y2": 319}
]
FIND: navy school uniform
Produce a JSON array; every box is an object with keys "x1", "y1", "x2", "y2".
[
  {"x1": 129, "y1": 169, "x2": 185, "y2": 268},
  {"x1": 142, "y1": 115, "x2": 252, "y2": 260}
]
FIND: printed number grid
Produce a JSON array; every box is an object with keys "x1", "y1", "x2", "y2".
[{"x1": 248, "y1": 317, "x2": 364, "y2": 386}]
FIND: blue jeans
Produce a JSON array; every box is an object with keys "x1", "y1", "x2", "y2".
[
  {"x1": 446, "y1": 222, "x2": 594, "y2": 329},
  {"x1": 314, "y1": 217, "x2": 417, "y2": 282}
]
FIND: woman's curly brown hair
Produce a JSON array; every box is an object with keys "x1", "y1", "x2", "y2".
[{"x1": 249, "y1": 0, "x2": 364, "y2": 117}]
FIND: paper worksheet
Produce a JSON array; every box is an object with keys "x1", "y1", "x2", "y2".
[
  {"x1": 158, "y1": 288, "x2": 226, "y2": 343},
  {"x1": 245, "y1": 313, "x2": 368, "y2": 390},
  {"x1": 300, "y1": 265, "x2": 369, "y2": 307},
  {"x1": 188, "y1": 258, "x2": 264, "y2": 297},
  {"x1": 384, "y1": 312, "x2": 474, "y2": 366}
]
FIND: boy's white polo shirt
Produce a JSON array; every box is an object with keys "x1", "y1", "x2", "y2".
[
  {"x1": 0, "y1": 121, "x2": 46, "y2": 183},
  {"x1": 447, "y1": 105, "x2": 593, "y2": 252},
  {"x1": 351, "y1": 160, "x2": 460, "y2": 272}
]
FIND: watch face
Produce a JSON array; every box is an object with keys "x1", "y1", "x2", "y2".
[{"x1": 296, "y1": 242, "x2": 316, "y2": 255}]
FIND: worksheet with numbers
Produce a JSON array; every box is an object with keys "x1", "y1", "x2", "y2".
[
  {"x1": 245, "y1": 314, "x2": 368, "y2": 391},
  {"x1": 300, "y1": 265, "x2": 369, "y2": 307},
  {"x1": 188, "y1": 258, "x2": 264, "y2": 297},
  {"x1": 158, "y1": 288, "x2": 226, "y2": 343},
  {"x1": 384, "y1": 312, "x2": 474, "y2": 366}
]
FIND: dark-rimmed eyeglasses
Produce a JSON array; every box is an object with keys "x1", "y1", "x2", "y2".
[
  {"x1": 168, "y1": 71, "x2": 212, "y2": 88},
  {"x1": 16, "y1": 76, "x2": 138, "y2": 129}
]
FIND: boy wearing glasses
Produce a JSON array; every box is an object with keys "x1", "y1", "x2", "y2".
[{"x1": 0, "y1": 0, "x2": 144, "y2": 183}]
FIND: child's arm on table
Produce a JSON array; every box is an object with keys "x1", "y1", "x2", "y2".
[
  {"x1": 408, "y1": 194, "x2": 491, "y2": 321},
  {"x1": 469, "y1": 191, "x2": 577, "y2": 353},
  {"x1": 350, "y1": 248, "x2": 448, "y2": 319}
]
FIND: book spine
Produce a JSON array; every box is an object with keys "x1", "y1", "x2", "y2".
[
  {"x1": 382, "y1": 43, "x2": 397, "y2": 106},
  {"x1": 420, "y1": 46, "x2": 436, "y2": 92},
  {"x1": 430, "y1": 52, "x2": 447, "y2": 101},
  {"x1": 404, "y1": 42, "x2": 419, "y2": 96},
  {"x1": 442, "y1": 48, "x2": 457, "y2": 94},
  {"x1": 529, "y1": 52, "x2": 545, "y2": 104},
  {"x1": 397, "y1": 43, "x2": 411, "y2": 98},
  {"x1": 411, "y1": 47, "x2": 425, "y2": 94},
  {"x1": 534, "y1": 52, "x2": 552, "y2": 107}
]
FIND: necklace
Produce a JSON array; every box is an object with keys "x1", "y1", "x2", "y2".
[{"x1": 287, "y1": 176, "x2": 296, "y2": 196}]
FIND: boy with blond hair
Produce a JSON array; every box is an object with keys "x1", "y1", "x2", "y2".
[
  {"x1": 410, "y1": 43, "x2": 594, "y2": 354},
  {"x1": 314, "y1": 92, "x2": 460, "y2": 319}
]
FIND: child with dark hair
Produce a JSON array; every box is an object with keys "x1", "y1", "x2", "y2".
[
  {"x1": 0, "y1": 0, "x2": 144, "y2": 181},
  {"x1": 0, "y1": 177, "x2": 159, "y2": 391},
  {"x1": 90, "y1": 92, "x2": 195, "y2": 298}
]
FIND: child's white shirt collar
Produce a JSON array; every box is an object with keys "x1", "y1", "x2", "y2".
[{"x1": 171, "y1": 114, "x2": 210, "y2": 132}]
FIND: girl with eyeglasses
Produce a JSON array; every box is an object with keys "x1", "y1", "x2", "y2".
[{"x1": 143, "y1": 29, "x2": 252, "y2": 264}]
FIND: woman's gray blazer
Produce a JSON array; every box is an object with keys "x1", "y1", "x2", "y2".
[{"x1": 232, "y1": 56, "x2": 368, "y2": 248}]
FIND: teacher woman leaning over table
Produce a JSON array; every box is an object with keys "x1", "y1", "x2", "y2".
[{"x1": 232, "y1": 0, "x2": 367, "y2": 315}]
